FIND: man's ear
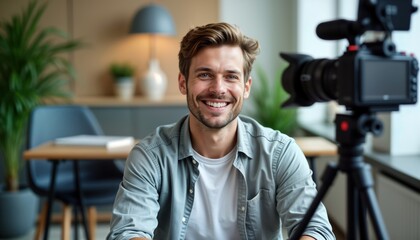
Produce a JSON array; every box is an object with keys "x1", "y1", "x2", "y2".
[
  {"x1": 244, "y1": 77, "x2": 252, "y2": 99},
  {"x1": 178, "y1": 73, "x2": 187, "y2": 95}
]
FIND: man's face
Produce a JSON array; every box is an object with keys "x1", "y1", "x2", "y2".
[{"x1": 178, "y1": 45, "x2": 252, "y2": 129}]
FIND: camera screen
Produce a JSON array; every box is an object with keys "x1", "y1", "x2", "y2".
[{"x1": 361, "y1": 59, "x2": 408, "y2": 103}]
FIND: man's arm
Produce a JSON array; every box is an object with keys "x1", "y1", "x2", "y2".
[
  {"x1": 108, "y1": 146, "x2": 160, "y2": 239},
  {"x1": 276, "y1": 139, "x2": 335, "y2": 240}
]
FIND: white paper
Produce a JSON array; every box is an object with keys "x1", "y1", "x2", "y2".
[{"x1": 54, "y1": 135, "x2": 135, "y2": 149}]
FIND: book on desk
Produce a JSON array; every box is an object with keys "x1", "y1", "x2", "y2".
[{"x1": 54, "y1": 135, "x2": 135, "y2": 149}]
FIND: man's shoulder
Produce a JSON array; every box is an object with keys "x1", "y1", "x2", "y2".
[
  {"x1": 139, "y1": 116, "x2": 188, "y2": 150},
  {"x1": 238, "y1": 115, "x2": 292, "y2": 143},
  {"x1": 237, "y1": 115, "x2": 297, "y2": 160}
]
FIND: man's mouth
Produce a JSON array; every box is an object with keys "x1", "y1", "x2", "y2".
[{"x1": 204, "y1": 101, "x2": 228, "y2": 108}]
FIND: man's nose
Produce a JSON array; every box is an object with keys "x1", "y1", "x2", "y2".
[{"x1": 208, "y1": 75, "x2": 226, "y2": 95}]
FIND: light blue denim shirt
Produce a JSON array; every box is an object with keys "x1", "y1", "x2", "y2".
[{"x1": 107, "y1": 115, "x2": 335, "y2": 240}]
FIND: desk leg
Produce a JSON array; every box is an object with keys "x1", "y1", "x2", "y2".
[
  {"x1": 73, "y1": 161, "x2": 90, "y2": 240},
  {"x1": 73, "y1": 206, "x2": 79, "y2": 240},
  {"x1": 308, "y1": 157, "x2": 317, "y2": 185},
  {"x1": 44, "y1": 161, "x2": 59, "y2": 240}
]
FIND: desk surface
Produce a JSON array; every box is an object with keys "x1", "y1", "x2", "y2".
[
  {"x1": 23, "y1": 142, "x2": 134, "y2": 160},
  {"x1": 295, "y1": 136, "x2": 337, "y2": 157},
  {"x1": 23, "y1": 136, "x2": 336, "y2": 160}
]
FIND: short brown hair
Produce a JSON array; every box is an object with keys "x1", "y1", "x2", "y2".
[{"x1": 178, "y1": 22, "x2": 259, "y2": 81}]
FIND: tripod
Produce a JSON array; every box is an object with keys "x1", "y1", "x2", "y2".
[{"x1": 290, "y1": 111, "x2": 389, "y2": 240}]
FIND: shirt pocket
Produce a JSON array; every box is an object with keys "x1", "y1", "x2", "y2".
[{"x1": 246, "y1": 189, "x2": 280, "y2": 239}]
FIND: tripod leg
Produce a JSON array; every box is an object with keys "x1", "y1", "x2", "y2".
[
  {"x1": 289, "y1": 162, "x2": 339, "y2": 240},
  {"x1": 354, "y1": 163, "x2": 389, "y2": 240},
  {"x1": 358, "y1": 195, "x2": 369, "y2": 240},
  {"x1": 347, "y1": 174, "x2": 359, "y2": 240},
  {"x1": 347, "y1": 169, "x2": 369, "y2": 240}
]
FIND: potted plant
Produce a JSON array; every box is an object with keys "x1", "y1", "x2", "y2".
[
  {"x1": 246, "y1": 65, "x2": 298, "y2": 136},
  {"x1": 109, "y1": 62, "x2": 136, "y2": 100},
  {"x1": 0, "y1": 1, "x2": 81, "y2": 237}
]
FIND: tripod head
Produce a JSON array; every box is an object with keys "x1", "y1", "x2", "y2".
[{"x1": 336, "y1": 111, "x2": 383, "y2": 147}]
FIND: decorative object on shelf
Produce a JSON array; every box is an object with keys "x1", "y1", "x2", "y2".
[
  {"x1": 109, "y1": 62, "x2": 136, "y2": 100},
  {"x1": 0, "y1": 1, "x2": 81, "y2": 237},
  {"x1": 246, "y1": 65, "x2": 298, "y2": 136},
  {"x1": 130, "y1": 3, "x2": 176, "y2": 101}
]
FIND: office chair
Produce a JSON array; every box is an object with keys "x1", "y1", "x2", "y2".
[{"x1": 26, "y1": 105, "x2": 124, "y2": 240}]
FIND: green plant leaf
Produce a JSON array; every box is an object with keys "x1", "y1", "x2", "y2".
[
  {"x1": 246, "y1": 65, "x2": 297, "y2": 136},
  {"x1": 0, "y1": 0, "x2": 82, "y2": 191},
  {"x1": 109, "y1": 62, "x2": 135, "y2": 79}
]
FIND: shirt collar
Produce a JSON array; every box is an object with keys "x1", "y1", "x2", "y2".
[
  {"x1": 178, "y1": 115, "x2": 253, "y2": 161},
  {"x1": 178, "y1": 115, "x2": 193, "y2": 161},
  {"x1": 236, "y1": 116, "x2": 253, "y2": 159}
]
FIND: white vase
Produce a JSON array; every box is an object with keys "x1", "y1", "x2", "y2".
[
  {"x1": 115, "y1": 77, "x2": 134, "y2": 101},
  {"x1": 141, "y1": 59, "x2": 167, "y2": 101}
]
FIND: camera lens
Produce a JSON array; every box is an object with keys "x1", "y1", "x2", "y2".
[
  {"x1": 300, "y1": 59, "x2": 338, "y2": 102},
  {"x1": 280, "y1": 53, "x2": 338, "y2": 107}
]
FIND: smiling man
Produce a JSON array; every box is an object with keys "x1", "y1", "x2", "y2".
[{"x1": 108, "y1": 22, "x2": 335, "y2": 240}]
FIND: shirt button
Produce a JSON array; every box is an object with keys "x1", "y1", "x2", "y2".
[
  {"x1": 182, "y1": 217, "x2": 187, "y2": 223},
  {"x1": 241, "y1": 206, "x2": 245, "y2": 211},
  {"x1": 192, "y1": 159, "x2": 197, "y2": 164},
  {"x1": 189, "y1": 188, "x2": 193, "y2": 194}
]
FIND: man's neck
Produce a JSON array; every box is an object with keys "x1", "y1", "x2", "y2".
[{"x1": 189, "y1": 117, "x2": 238, "y2": 159}]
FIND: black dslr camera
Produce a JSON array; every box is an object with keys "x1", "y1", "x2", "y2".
[{"x1": 281, "y1": 0, "x2": 419, "y2": 112}]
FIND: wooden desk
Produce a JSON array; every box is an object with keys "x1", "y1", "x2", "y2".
[
  {"x1": 23, "y1": 143, "x2": 135, "y2": 240},
  {"x1": 295, "y1": 136, "x2": 337, "y2": 157},
  {"x1": 23, "y1": 142, "x2": 134, "y2": 160},
  {"x1": 24, "y1": 136, "x2": 336, "y2": 161},
  {"x1": 295, "y1": 137, "x2": 337, "y2": 184}
]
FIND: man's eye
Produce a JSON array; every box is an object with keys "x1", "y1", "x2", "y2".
[
  {"x1": 226, "y1": 75, "x2": 239, "y2": 80},
  {"x1": 198, "y1": 73, "x2": 212, "y2": 79}
]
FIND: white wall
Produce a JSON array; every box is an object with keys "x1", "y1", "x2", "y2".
[
  {"x1": 219, "y1": 0, "x2": 297, "y2": 113},
  {"x1": 220, "y1": 0, "x2": 297, "y2": 82}
]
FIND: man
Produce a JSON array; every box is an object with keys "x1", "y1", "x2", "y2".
[{"x1": 107, "y1": 22, "x2": 335, "y2": 240}]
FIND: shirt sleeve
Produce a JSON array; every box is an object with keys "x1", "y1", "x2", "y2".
[
  {"x1": 275, "y1": 139, "x2": 335, "y2": 240},
  {"x1": 107, "y1": 145, "x2": 160, "y2": 240}
]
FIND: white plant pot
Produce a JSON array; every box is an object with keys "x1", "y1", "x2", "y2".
[
  {"x1": 115, "y1": 77, "x2": 134, "y2": 101},
  {"x1": 141, "y1": 59, "x2": 167, "y2": 101}
]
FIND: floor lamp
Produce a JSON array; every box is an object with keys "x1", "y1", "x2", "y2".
[{"x1": 130, "y1": 4, "x2": 176, "y2": 100}]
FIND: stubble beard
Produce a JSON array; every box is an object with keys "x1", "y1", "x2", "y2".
[{"x1": 187, "y1": 90, "x2": 242, "y2": 129}]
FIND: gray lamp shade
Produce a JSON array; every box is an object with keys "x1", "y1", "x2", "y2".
[{"x1": 130, "y1": 4, "x2": 176, "y2": 35}]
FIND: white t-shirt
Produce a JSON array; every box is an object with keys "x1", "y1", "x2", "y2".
[{"x1": 185, "y1": 147, "x2": 241, "y2": 239}]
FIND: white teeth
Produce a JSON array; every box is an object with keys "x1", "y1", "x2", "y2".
[{"x1": 206, "y1": 101, "x2": 227, "y2": 108}]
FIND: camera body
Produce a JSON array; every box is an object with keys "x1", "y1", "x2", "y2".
[
  {"x1": 337, "y1": 47, "x2": 418, "y2": 110},
  {"x1": 280, "y1": 47, "x2": 418, "y2": 111}
]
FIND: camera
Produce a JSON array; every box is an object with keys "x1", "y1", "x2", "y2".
[{"x1": 280, "y1": 0, "x2": 419, "y2": 112}]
